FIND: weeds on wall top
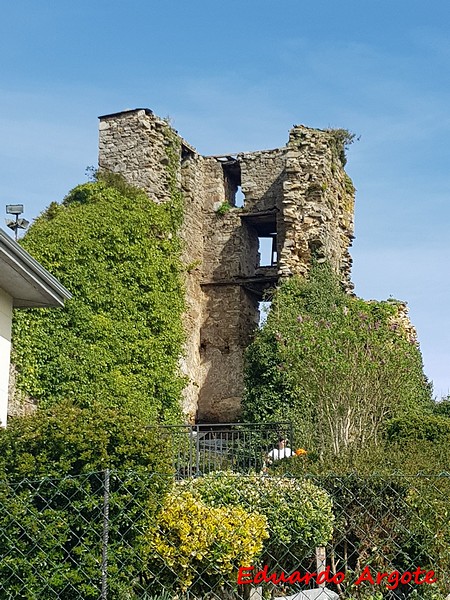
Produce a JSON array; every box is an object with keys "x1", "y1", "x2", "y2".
[{"x1": 326, "y1": 128, "x2": 357, "y2": 166}]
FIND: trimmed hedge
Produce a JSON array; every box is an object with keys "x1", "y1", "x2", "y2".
[{"x1": 183, "y1": 471, "x2": 334, "y2": 571}]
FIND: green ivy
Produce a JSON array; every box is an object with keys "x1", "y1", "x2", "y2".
[{"x1": 12, "y1": 164, "x2": 185, "y2": 422}]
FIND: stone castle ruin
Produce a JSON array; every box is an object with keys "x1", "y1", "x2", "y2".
[{"x1": 98, "y1": 109, "x2": 356, "y2": 424}]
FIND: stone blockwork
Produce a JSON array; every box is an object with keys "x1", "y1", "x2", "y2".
[{"x1": 98, "y1": 109, "x2": 356, "y2": 423}]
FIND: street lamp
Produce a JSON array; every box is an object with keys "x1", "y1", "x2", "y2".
[{"x1": 5, "y1": 204, "x2": 29, "y2": 241}]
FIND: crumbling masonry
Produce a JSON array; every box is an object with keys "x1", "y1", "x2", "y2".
[{"x1": 98, "y1": 109, "x2": 356, "y2": 423}]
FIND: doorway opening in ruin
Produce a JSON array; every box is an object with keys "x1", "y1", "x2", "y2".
[
  {"x1": 219, "y1": 157, "x2": 242, "y2": 208},
  {"x1": 241, "y1": 212, "x2": 278, "y2": 270}
]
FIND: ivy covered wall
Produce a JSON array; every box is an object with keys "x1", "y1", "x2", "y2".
[{"x1": 11, "y1": 169, "x2": 185, "y2": 423}]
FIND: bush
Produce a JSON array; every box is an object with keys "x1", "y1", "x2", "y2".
[
  {"x1": 0, "y1": 402, "x2": 172, "y2": 479},
  {"x1": 0, "y1": 403, "x2": 173, "y2": 599},
  {"x1": 145, "y1": 489, "x2": 268, "y2": 593},
  {"x1": 386, "y1": 414, "x2": 450, "y2": 443},
  {"x1": 270, "y1": 454, "x2": 450, "y2": 599},
  {"x1": 183, "y1": 471, "x2": 334, "y2": 571}
]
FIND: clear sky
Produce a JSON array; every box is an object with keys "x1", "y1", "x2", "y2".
[{"x1": 1, "y1": 0, "x2": 449, "y2": 398}]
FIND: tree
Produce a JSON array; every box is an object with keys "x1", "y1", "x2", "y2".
[
  {"x1": 243, "y1": 264, "x2": 432, "y2": 458},
  {"x1": 12, "y1": 170, "x2": 186, "y2": 422}
]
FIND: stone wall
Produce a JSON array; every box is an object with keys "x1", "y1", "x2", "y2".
[
  {"x1": 99, "y1": 109, "x2": 174, "y2": 202},
  {"x1": 279, "y1": 126, "x2": 354, "y2": 288},
  {"x1": 97, "y1": 109, "x2": 357, "y2": 423}
]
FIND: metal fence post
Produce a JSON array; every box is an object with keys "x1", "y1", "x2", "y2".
[
  {"x1": 195, "y1": 424, "x2": 200, "y2": 475},
  {"x1": 101, "y1": 468, "x2": 110, "y2": 600},
  {"x1": 316, "y1": 546, "x2": 326, "y2": 587}
]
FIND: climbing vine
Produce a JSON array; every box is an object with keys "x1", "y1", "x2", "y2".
[{"x1": 12, "y1": 149, "x2": 186, "y2": 422}]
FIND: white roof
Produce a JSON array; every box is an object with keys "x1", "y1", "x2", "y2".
[{"x1": 0, "y1": 229, "x2": 72, "y2": 308}]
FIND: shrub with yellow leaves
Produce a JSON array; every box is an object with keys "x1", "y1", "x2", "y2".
[{"x1": 144, "y1": 490, "x2": 268, "y2": 592}]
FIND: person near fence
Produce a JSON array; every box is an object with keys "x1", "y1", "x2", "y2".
[{"x1": 267, "y1": 437, "x2": 293, "y2": 463}]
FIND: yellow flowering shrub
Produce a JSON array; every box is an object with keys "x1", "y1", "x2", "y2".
[{"x1": 145, "y1": 490, "x2": 268, "y2": 591}]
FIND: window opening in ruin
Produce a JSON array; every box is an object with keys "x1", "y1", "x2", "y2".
[
  {"x1": 220, "y1": 158, "x2": 242, "y2": 208},
  {"x1": 258, "y1": 234, "x2": 277, "y2": 267},
  {"x1": 259, "y1": 301, "x2": 272, "y2": 327},
  {"x1": 235, "y1": 186, "x2": 245, "y2": 208}
]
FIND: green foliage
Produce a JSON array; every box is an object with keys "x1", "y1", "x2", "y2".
[
  {"x1": 0, "y1": 403, "x2": 173, "y2": 599},
  {"x1": 0, "y1": 401, "x2": 172, "y2": 478},
  {"x1": 243, "y1": 263, "x2": 433, "y2": 459},
  {"x1": 326, "y1": 128, "x2": 356, "y2": 166},
  {"x1": 434, "y1": 396, "x2": 450, "y2": 416},
  {"x1": 145, "y1": 489, "x2": 268, "y2": 592},
  {"x1": 183, "y1": 471, "x2": 334, "y2": 570},
  {"x1": 12, "y1": 168, "x2": 185, "y2": 421},
  {"x1": 386, "y1": 414, "x2": 450, "y2": 443},
  {"x1": 266, "y1": 467, "x2": 450, "y2": 599},
  {"x1": 345, "y1": 172, "x2": 355, "y2": 195},
  {"x1": 215, "y1": 201, "x2": 232, "y2": 216}
]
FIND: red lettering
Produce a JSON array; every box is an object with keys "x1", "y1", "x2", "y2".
[
  {"x1": 386, "y1": 571, "x2": 400, "y2": 590},
  {"x1": 353, "y1": 567, "x2": 435, "y2": 589},
  {"x1": 275, "y1": 571, "x2": 289, "y2": 585},
  {"x1": 413, "y1": 567, "x2": 428, "y2": 584},
  {"x1": 266, "y1": 571, "x2": 278, "y2": 584},
  {"x1": 237, "y1": 566, "x2": 254, "y2": 584},
  {"x1": 354, "y1": 566, "x2": 375, "y2": 586},
  {"x1": 400, "y1": 571, "x2": 412, "y2": 585},
  {"x1": 253, "y1": 567, "x2": 266, "y2": 585},
  {"x1": 253, "y1": 565, "x2": 281, "y2": 585},
  {"x1": 288, "y1": 571, "x2": 302, "y2": 584},
  {"x1": 317, "y1": 567, "x2": 333, "y2": 585},
  {"x1": 287, "y1": 571, "x2": 312, "y2": 584},
  {"x1": 424, "y1": 571, "x2": 437, "y2": 584},
  {"x1": 376, "y1": 572, "x2": 389, "y2": 584}
]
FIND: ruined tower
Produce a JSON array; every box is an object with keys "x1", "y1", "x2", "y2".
[{"x1": 98, "y1": 109, "x2": 355, "y2": 423}]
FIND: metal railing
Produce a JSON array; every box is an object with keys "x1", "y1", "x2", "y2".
[{"x1": 150, "y1": 422, "x2": 294, "y2": 477}]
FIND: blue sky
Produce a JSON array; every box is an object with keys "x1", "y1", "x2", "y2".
[{"x1": 1, "y1": 0, "x2": 449, "y2": 398}]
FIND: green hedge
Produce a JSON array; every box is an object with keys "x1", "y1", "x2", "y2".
[{"x1": 0, "y1": 403, "x2": 173, "y2": 599}]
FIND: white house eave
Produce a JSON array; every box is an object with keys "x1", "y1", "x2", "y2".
[{"x1": 0, "y1": 229, "x2": 72, "y2": 308}]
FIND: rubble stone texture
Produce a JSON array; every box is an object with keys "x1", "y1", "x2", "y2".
[{"x1": 98, "y1": 109, "x2": 356, "y2": 423}]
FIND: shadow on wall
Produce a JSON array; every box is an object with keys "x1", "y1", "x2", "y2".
[{"x1": 197, "y1": 162, "x2": 284, "y2": 423}]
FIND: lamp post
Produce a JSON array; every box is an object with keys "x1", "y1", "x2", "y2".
[{"x1": 5, "y1": 205, "x2": 29, "y2": 241}]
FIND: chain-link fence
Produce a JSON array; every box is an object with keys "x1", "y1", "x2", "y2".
[{"x1": 1, "y1": 470, "x2": 449, "y2": 599}]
